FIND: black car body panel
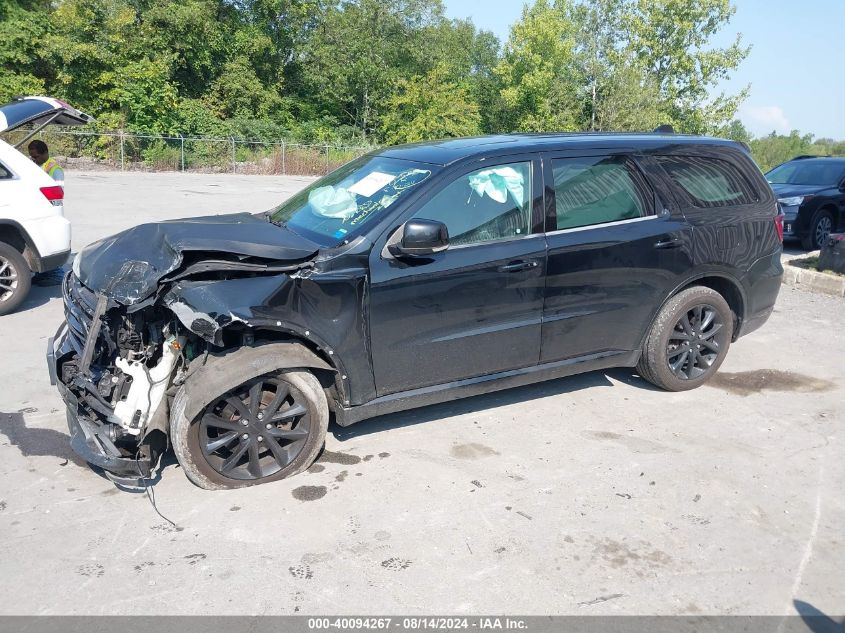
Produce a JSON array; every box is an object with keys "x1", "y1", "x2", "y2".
[
  {"x1": 49, "y1": 133, "x2": 783, "y2": 481},
  {"x1": 772, "y1": 182, "x2": 845, "y2": 238},
  {"x1": 766, "y1": 157, "x2": 845, "y2": 245},
  {"x1": 538, "y1": 150, "x2": 693, "y2": 362}
]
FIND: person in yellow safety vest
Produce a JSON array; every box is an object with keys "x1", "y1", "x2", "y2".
[{"x1": 27, "y1": 140, "x2": 64, "y2": 183}]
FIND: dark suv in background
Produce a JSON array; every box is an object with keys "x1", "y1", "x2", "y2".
[
  {"x1": 766, "y1": 156, "x2": 845, "y2": 250},
  {"x1": 49, "y1": 133, "x2": 783, "y2": 490}
]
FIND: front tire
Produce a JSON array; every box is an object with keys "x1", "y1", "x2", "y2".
[
  {"x1": 171, "y1": 369, "x2": 328, "y2": 490},
  {"x1": 801, "y1": 210, "x2": 834, "y2": 251},
  {"x1": 0, "y1": 242, "x2": 31, "y2": 316},
  {"x1": 637, "y1": 286, "x2": 734, "y2": 392}
]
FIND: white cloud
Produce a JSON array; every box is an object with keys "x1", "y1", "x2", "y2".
[{"x1": 739, "y1": 104, "x2": 792, "y2": 136}]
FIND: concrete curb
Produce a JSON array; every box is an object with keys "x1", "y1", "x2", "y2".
[{"x1": 782, "y1": 258, "x2": 845, "y2": 298}]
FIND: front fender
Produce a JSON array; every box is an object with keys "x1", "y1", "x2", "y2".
[
  {"x1": 180, "y1": 341, "x2": 335, "y2": 423},
  {"x1": 164, "y1": 267, "x2": 375, "y2": 406}
]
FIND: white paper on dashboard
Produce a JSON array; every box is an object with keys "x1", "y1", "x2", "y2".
[{"x1": 348, "y1": 172, "x2": 396, "y2": 197}]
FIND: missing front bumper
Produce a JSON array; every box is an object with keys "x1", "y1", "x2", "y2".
[{"x1": 50, "y1": 328, "x2": 159, "y2": 481}]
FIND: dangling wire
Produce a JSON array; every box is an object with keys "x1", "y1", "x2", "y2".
[{"x1": 135, "y1": 455, "x2": 179, "y2": 530}]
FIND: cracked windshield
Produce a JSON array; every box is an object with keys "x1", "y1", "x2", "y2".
[{"x1": 269, "y1": 156, "x2": 437, "y2": 246}]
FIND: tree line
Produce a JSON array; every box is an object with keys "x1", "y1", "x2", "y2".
[
  {"x1": 1, "y1": 0, "x2": 842, "y2": 169},
  {"x1": 726, "y1": 122, "x2": 845, "y2": 172}
]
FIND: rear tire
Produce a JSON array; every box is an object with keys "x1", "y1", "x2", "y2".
[
  {"x1": 171, "y1": 368, "x2": 328, "y2": 490},
  {"x1": 637, "y1": 286, "x2": 734, "y2": 392},
  {"x1": 0, "y1": 242, "x2": 31, "y2": 316},
  {"x1": 801, "y1": 210, "x2": 833, "y2": 251}
]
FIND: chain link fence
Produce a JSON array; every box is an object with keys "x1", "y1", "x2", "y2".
[{"x1": 7, "y1": 128, "x2": 374, "y2": 176}]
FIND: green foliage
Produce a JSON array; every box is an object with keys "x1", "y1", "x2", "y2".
[
  {"x1": 380, "y1": 64, "x2": 481, "y2": 144},
  {"x1": 626, "y1": 0, "x2": 750, "y2": 132},
  {"x1": 4, "y1": 0, "x2": 838, "y2": 160},
  {"x1": 0, "y1": 0, "x2": 49, "y2": 102},
  {"x1": 747, "y1": 131, "x2": 845, "y2": 173},
  {"x1": 299, "y1": 0, "x2": 447, "y2": 138},
  {"x1": 421, "y1": 18, "x2": 500, "y2": 131},
  {"x1": 141, "y1": 138, "x2": 180, "y2": 168},
  {"x1": 44, "y1": 0, "x2": 138, "y2": 112},
  {"x1": 0, "y1": 71, "x2": 45, "y2": 103},
  {"x1": 719, "y1": 119, "x2": 751, "y2": 145},
  {"x1": 205, "y1": 56, "x2": 284, "y2": 120},
  {"x1": 591, "y1": 61, "x2": 664, "y2": 132},
  {"x1": 494, "y1": 0, "x2": 581, "y2": 132},
  {"x1": 492, "y1": 0, "x2": 748, "y2": 135},
  {"x1": 99, "y1": 57, "x2": 180, "y2": 133},
  {"x1": 174, "y1": 98, "x2": 226, "y2": 137}
]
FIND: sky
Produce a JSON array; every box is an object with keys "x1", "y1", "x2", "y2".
[{"x1": 444, "y1": 0, "x2": 845, "y2": 139}]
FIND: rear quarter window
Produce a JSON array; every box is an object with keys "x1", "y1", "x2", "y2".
[
  {"x1": 0, "y1": 161, "x2": 12, "y2": 179},
  {"x1": 657, "y1": 155, "x2": 759, "y2": 209}
]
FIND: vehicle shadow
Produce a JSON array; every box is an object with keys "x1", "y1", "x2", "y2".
[
  {"x1": 793, "y1": 600, "x2": 845, "y2": 633},
  {"x1": 330, "y1": 366, "x2": 659, "y2": 441},
  {"x1": 15, "y1": 268, "x2": 65, "y2": 311},
  {"x1": 0, "y1": 409, "x2": 85, "y2": 466}
]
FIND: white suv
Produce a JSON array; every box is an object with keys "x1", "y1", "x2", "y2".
[{"x1": 0, "y1": 96, "x2": 92, "y2": 315}]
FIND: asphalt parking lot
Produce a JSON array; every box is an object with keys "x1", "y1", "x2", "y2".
[{"x1": 0, "y1": 171, "x2": 843, "y2": 616}]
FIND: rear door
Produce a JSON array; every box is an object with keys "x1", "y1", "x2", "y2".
[
  {"x1": 368, "y1": 154, "x2": 546, "y2": 396},
  {"x1": 653, "y1": 151, "x2": 780, "y2": 272},
  {"x1": 539, "y1": 150, "x2": 695, "y2": 362}
]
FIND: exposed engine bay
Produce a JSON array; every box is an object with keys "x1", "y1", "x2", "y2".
[
  {"x1": 49, "y1": 212, "x2": 324, "y2": 485},
  {"x1": 59, "y1": 281, "x2": 193, "y2": 440}
]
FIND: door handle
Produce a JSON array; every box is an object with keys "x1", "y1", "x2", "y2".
[
  {"x1": 654, "y1": 237, "x2": 683, "y2": 249},
  {"x1": 498, "y1": 260, "x2": 539, "y2": 273}
]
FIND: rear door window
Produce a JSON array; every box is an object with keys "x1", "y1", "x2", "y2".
[
  {"x1": 657, "y1": 155, "x2": 758, "y2": 208},
  {"x1": 550, "y1": 155, "x2": 653, "y2": 231}
]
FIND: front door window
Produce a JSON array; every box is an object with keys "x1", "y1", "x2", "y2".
[{"x1": 412, "y1": 162, "x2": 533, "y2": 245}]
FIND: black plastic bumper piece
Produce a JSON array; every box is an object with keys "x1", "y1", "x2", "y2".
[
  {"x1": 66, "y1": 406, "x2": 153, "y2": 478},
  {"x1": 46, "y1": 335, "x2": 58, "y2": 386}
]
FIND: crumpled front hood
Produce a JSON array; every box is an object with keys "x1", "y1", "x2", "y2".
[{"x1": 76, "y1": 213, "x2": 319, "y2": 305}]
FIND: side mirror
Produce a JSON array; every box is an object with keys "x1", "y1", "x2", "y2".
[{"x1": 388, "y1": 219, "x2": 449, "y2": 258}]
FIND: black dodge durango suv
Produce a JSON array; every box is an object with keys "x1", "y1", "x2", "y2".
[{"x1": 48, "y1": 133, "x2": 783, "y2": 490}]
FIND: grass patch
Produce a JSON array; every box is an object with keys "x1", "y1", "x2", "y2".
[{"x1": 789, "y1": 255, "x2": 845, "y2": 277}]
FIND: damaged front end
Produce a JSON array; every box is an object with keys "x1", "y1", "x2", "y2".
[{"x1": 48, "y1": 213, "x2": 319, "y2": 486}]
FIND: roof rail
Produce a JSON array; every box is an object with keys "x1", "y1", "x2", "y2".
[
  {"x1": 653, "y1": 124, "x2": 675, "y2": 134},
  {"x1": 792, "y1": 154, "x2": 830, "y2": 160}
]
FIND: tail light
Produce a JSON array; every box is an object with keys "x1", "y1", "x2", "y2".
[
  {"x1": 774, "y1": 210, "x2": 784, "y2": 242},
  {"x1": 40, "y1": 185, "x2": 64, "y2": 207}
]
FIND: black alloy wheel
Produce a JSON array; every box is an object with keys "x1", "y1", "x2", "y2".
[
  {"x1": 637, "y1": 285, "x2": 734, "y2": 392},
  {"x1": 199, "y1": 376, "x2": 311, "y2": 480},
  {"x1": 666, "y1": 304, "x2": 726, "y2": 380},
  {"x1": 803, "y1": 211, "x2": 834, "y2": 251},
  {"x1": 814, "y1": 214, "x2": 833, "y2": 250}
]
